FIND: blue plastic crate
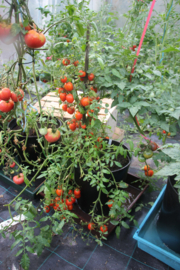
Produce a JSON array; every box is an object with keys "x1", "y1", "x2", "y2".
[{"x1": 133, "y1": 185, "x2": 180, "y2": 270}]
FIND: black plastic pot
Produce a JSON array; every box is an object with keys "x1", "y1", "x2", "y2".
[
  {"x1": 75, "y1": 141, "x2": 132, "y2": 216},
  {"x1": 157, "y1": 175, "x2": 180, "y2": 254},
  {"x1": 8, "y1": 118, "x2": 62, "y2": 162}
]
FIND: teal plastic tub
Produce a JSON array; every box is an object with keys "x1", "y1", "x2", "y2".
[{"x1": 133, "y1": 185, "x2": 180, "y2": 270}]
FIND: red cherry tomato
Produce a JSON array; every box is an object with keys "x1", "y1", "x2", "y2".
[
  {"x1": 10, "y1": 162, "x2": 16, "y2": 168},
  {"x1": 11, "y1": 89, "x2": 24, "y2": 102},
  {"x1": 88, "y1": 73, "x2": 95, "y2": 81},
  {"x1": 64, "y1": 82, "x2": 73, "y2": 91},
  {"x1": 100, "y1": 225, "x2": 108, "y2": 233},
  {"x1": 67, "y1": 107, "x2": 75, "y2": 114},
  {"x1": 107, "y1": 200, "x2": 114, "y2": 208},
  {"x1": 13, "y1": 173, "x2": 24, "y2": 185},
  {"x1": 56, "y1": 188, "x2": 63, "y2": 196},
  {"x1": 62, "y1": 104, "x2": 67, "y2": 111},
  {"x1": 66, "y1": 94, "x2": 74, "y2": 103},
  {"x1": 69, "y1": 123, "x2": 76, "y2": 131},
  {"x1": 74, "y1": 188, "x2": 81, "y2": 198},
  {"x1": 81, "y1": 97, "x2": 90, "y2": 107},
  {"x1": 79, "y1": 70, "x2": 86, "y2": 78},
  {"x1": 62, "y1": 58, "x2": 70, "y2": 66},
  {"x1": 61, "y1": 76, "x2": 67, "y2": 83},
  {"x1": 73, "y1": 60, "x2": 79, "y2": 66},
  {"x1": 68, "y1": 204, "x2": 73, "y2": 211},
  {"x1": 88, "y1": 222, "x2": 95, "y2": 231},
  {"x1": 60, "y1": 93, "x2": 66, "y2": 102},
  {"x1": 75, "y1": 111, "x2": 83, "y2": 120},
  {"x1": 58, "y1": 87, "x2": 64, "y2": 94},
  {"x1": 44, "y1": 205, "x2": 50, "y2": 213}
]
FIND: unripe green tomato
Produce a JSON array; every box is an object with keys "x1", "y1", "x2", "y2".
[
  {"x1": 143, "y1": 149, "x2": 153, "y2": 159},
  {"x1": 39, "y1": 127, "x2": 48, "y2": 135}
]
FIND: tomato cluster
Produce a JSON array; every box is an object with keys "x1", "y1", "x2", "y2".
[
  {"x1": 144, "y1": 165, "x2": 154, "y2": 177},
  {"x1": 137, "y1": 141, "x2": 158, "y2": 164},
  {"x1": 87, "y1": 222, "x2": 108, "y2": 234},
  {"x1": 44, "y1": 187, "x2": 81, "y2": 213}
]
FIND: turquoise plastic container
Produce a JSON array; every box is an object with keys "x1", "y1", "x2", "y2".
[{"x1": 133, "y1": 185, "x2": 180, "y2": 270}]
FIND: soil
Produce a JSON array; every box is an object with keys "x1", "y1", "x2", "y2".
[{"x1": 108, "y1": 153, "x2": 130, "y2": 171}]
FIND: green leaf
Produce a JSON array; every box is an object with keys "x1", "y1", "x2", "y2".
[
  {"x1": 39, "y1": 216, "x2": 49, "y2": 222},
  {"x1": 110, "y1": 220, "x2": 119, "y2": 226},
  {"x1": 115, "y1": 226, "x2": 121, "y2": 239},
  {"x1": 112, "y1": 69, "x2": 121, "y2": 79},
  {"x1": 162, "y1": 47, "x2": 180, "y2": 52},
  {"x1": 15, "y1": 248, "x2": 24, "y2": 257},
  {"x1": 133, "y1": 220, "x2": 139, "y2": 228},
  {"x1": 102, "y1": 188, "x2": 109, "y2": 194},
  {"x1": 11, "y1": 238, "x2": 22, "y2": 250},
  {"x1": 129, "y1": 106, "x2": 140, "y2": 117},
  {"x1": 97, "y1": 57, "x2": 104, "y2": 70},
  {"x1": 66, "y1": 5, "x2": 76, "y2": 16},
  {"x1": 78, "y1": 1, "x2": 84, "y2": 10},
  {"x1": 26, "y1": 246, "x2": 34, "y2": 253},
  {"x1": 20, "y1": 253, "x2": 30, "y2": 270},
  {"x1": 76, "y1": 22, "x2": 85, "y2": 36},
  {"x1": 153, "y1": 70, "x2": 161, "y2": 76},
  {"x1": 121, "y1": 221, "x2": 129, "y2": 229},
  {"x1": 91, "y1": 21, "x2": 99, "y2": 38},
  {"x1": 91, "y1": 118, "x2": 95, "y2": 127}
]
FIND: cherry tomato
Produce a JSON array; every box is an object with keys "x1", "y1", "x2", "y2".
[
  {"x1": 11, "y1": 89, "x2": 24, "y2": 102},
  {"x1": 64, "y1": 82, "x2": 73, "y2": 91},
  {"x1": 69, "y1": 123, "x2": 76, "y2": 131},
  {"x1": 75, "y1": 111, "x2": 83, "y2": 120},
  {"x1": 44, "y1": 205, "x2": 50, "y2": 213},
  {"x1": 144, "y1": 165, "x2": 150, "y2": 171},
  {"x1": 73, "y1": 60, "x2": 79, "y2": 66},
  {"x1": 74, "y1": 188, "x2": 81, "y2": 198},
  {"x1": 67, "y1": 107, "x2": 75, "y2": 114},
  {"x1": 13, "y1": 173, "x2": 24, "y2": 185},
  {"x1": 143, "y1": 150, "x2": 153, "y2": 159},
  {"x1": 81, "y1": 97, "x2": 89, "y2": 107},
  {"x1": 81, "y1": 124, "x2": 86, "y2": 129},
  {"x1": 145, "y1": 170, "x2": 154, "y2": 177},
  {"x1": 66, "y1": 94, "x2": 74, "y2": 103},
  {"x1": 61, "y1": 76, "x2": 67, "y2": 83},
  {"x1": 68, "y1": 204, "x2": 73, "y2": 211},
  {"x1": 107, "y1": 200, "x2": 114, "y2": 208},
  {"x1": 62, "y1": 104, "x2": 67, "y2": 111},
  {"x1": 79, "y1": 70, "x2": 86, "y2": 78},
  {"x1": 88, "y1": 73, "x2": 95, "y2": 81},
  {"x1": 66, "y1": 198, "x2": 74, "y2": 206},
  {"x1": 100, "y1": 225, "x2": 108, "y2": 233},
  {"x1": 68, "y1": 189, "x2": 73, "y2": 195},
  {"x1": 56, "y1": 188, "x2": 63, "y2": 196},
  {"x1": 162, "y1": 130, "x2": 166, "y2": 134},
  {"x1": 60, "y1": 93, "x2": 66, "y2": 102},
  {"x1": 150, "y1": 142, "x2": 158, "y2": 151},
  {"x1": 88, "y1": 222, "x2": 95, "y2": 231},
  {"x1": 62, "y1": 58, "x2": 70, "y2": 66},
  {"x1": 10, "y1": 162, "x2": 16, "y2": 168}
]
